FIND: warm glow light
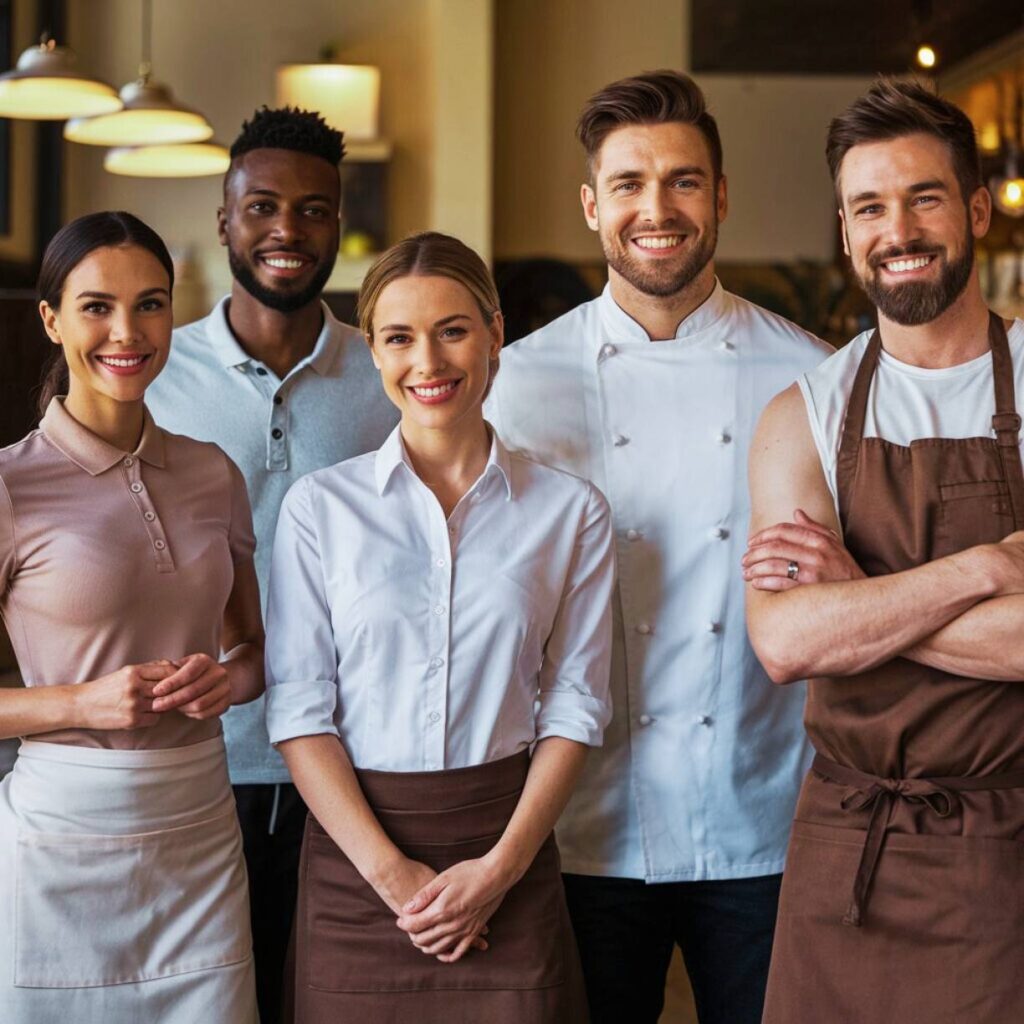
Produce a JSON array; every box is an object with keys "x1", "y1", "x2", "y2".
[
  {"x1": 979, "y1": 122, "x2": 1001, "y2": 153},
  {"x1": 995, "y1": 177, "x2": 1024, "y2": 217},
  {"x1": 66, "y1": 79, "x2": 212, "y2": 146},
  {"x1": 916, "y1": 45, "x2": 937, "y2": 69},
  {"x1": 276, "y1": 64, "x2": 380, "y2": 140},
  {"x1": 0, "y1": 42, "x2": 121, "y2": 120},
  {"x1": 104, "y1": 142, "x2": 230, "y2": 177}
]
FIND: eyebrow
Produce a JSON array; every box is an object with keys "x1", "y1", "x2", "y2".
[
  {"x1": 244, "y1": 187, "x2": 334, "y2": 204},
  {"x1": 378, "y1": 313, "x2": 473, "y2": 332},
  {"x1": 75, "y1": 287, "x2": 171, "y2": 301},
  {"x1": 848, "y1": 179, "x2": 948, "y2": 206},
  {"x1": 606, "y1": 165, "x2": 707, "y2": 183}
]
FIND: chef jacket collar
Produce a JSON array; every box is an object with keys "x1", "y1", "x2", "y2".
[{"x1": 596, "y1": 277, "x2": 728, "y2": 344}]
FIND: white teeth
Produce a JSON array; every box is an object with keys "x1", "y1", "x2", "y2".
[
  {"x1": 97, "y1": 355, "x2": 146, "y2": 367},
  {"x1": 885, "y1": 255, "x2": 932, "y2": 273},
  {"x1": 412, "y1": 381, "x2": 458, "y2": 398},
  {"x1": 264, "y1": 257, "x2": 305, "y2": 269},
  {"x1": 634, "y1": 236, "x2": 682, "y2": 249}
]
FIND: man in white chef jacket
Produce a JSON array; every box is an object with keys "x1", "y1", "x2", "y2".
[{"x1": 486, "y1": 70, "x2": 831, "y2": 1024}]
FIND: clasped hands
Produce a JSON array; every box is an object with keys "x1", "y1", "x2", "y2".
[
  {"x1": 376, "y1": 852, "x2": 512, "y2": 964},
  {"x1": 742, "y1": 508, "x2": 865, "y2": 589}
]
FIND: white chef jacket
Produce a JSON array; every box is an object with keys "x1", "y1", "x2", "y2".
[
  {"x1": 486, "y1": 280, "x2": 832, "y2": 882},
  {"x1": 264, "y1": 425, "x2": 614, "y2": 771}
]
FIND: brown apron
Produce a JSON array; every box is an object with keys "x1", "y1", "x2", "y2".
[
  {"x1": 763, "y1": 314, "x2": 1024, "y2": 1024},
  {"x1": 291, "y1": 750, "x2": 588, "y2": 1024}
]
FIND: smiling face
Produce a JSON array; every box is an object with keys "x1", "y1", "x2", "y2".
[
  {"x1": 39, "y1": 244, "x2": 173, "y2": 412},
  {"x1": 219, "y1": 147, "x2": 340, "y2": 313},
  {"x1": 368, "y1": 274, "x2": 502, "y2": 438},
  {"x1": 581, "y1": 121, "x2": 727, "y2": 299},
  {"x1": 838, "y1": 132, "x2": 990, "y2": 326}
]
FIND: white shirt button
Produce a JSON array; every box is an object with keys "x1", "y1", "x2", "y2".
[
  {"x1": 613, "y1": 434, "x2": 629, "y2": 447},
  {"x1": 434, "y1": 605, "x2": 446, "y2": 616},
  {"x1": 636, "y1": 623, "x2": 652, "y2": 635},
  {"x1": 429, "y1": 657, "x2": 445, "y2": 669},
  {"x1": 719, "y1": 340, "x2": 734, "y2": 351},
  {"x1": 428, "y1": 711, "x2": 441, "y2": 724},
  {"x1": 154, "y1": 539, "x2": 166, "y2": 551},
  {"x1": 716, "y1": 431, "x2": 732, "y2": 445},
  {"x1": 698, "y1": 714, "x2": 712, "y2": 726},
  {"x1": 144, "y1": 511, "x2": 156, "y2": 522},
  {"x1": 625, "y1": 528, "x2": 641, "y2": 542},
  {"x1": 600, "y1": 343, "x2": 617, "y2": 359},
  {"x1": 706, "y1": 621, "x2": 721, "y2": 633},
  {"x1": 713, "y1": 526, "x2": 729, "y2": 540},
  {"x1": 435, "y1": 558, "x2": 445, "y2": 567},
  {"x1": 638, "y1": 714, "x2": 653, "y2": 727},
  {"x1": 123, "y1": 456, "x2": 134, "y2": 467},
  {"x1": 130, "y1": 482, "x2": 143, "y2": 493}
]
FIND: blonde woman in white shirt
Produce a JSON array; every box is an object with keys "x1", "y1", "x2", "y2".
[{"x1": 265, "y1": 231, "x2": 614, "y2": 1023}]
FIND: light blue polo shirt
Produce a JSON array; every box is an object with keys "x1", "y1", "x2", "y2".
[{"x1": 147, "y1": 297, "x2": 399, "y2": 784}]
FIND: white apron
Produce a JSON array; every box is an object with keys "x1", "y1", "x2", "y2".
[{"x1": 0, "y1": 735, "x2": 257, "y2": 1024}]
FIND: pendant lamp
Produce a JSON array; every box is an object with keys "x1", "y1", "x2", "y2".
[
  {"x1": 65, "y1": 0, "x2": 213, "y2": 146},
  {"x1": 104, "y1": 141, "x2": 230, "y2": 178},
  {"x1": 276, "y1": 53, "x2": 380, "y2": 140},
  {"x1": 0, "y1": 36, "x2": 122, "y2": 120}
]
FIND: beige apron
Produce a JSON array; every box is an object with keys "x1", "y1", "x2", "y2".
[
  {"x1": 763, "y1": 314, "x2": 1024, "y2": 1023},
  {"x1": 0, "y1": 736, "x2": 257, "y2": 1023}
]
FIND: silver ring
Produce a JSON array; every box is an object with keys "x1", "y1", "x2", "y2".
[{"x1": 786, "y1": 560, "x2": 799, "y2": 581}]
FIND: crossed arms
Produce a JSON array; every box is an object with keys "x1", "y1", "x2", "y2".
[{"x1": 744, "y1": 384, "x2": 1024, "y2": 684}]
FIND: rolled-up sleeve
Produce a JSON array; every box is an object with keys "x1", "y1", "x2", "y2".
[
  {"x1": 265, "y1": 476, "x2": 339, "y2": 744},
  {"x1": 536, "y1": 482, "x2": 615, "y2": 746}
]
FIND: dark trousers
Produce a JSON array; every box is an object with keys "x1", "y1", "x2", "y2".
[
  {"x1": 562, "y1": 872, "x2": 782, "y2": 1024},
  {"x1": 234, "y1": 783, "x2": 308, "y2": 1024}
]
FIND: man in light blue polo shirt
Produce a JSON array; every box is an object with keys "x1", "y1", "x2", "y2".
[{"x1": 147, "y1": 107, "x2": 397, "y2": 1024}]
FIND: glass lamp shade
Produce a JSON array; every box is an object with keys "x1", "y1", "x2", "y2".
[
  {"x1": 0, "y1": 41, "x2": 122, "y2": 120},
  {"x1": 65, "y1": 79, "x2": 213, "y2": 146},
  {"x1": 104, "y1": 141, "x2": 230, "y2": 178},
  {"x1": 276, "y1": 63, "x2": 380, "y2": 140}
]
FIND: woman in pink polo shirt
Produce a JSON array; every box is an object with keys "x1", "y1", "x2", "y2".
[{"x1": 0, "y1": 211, "x2": 262, "y2": 1022}]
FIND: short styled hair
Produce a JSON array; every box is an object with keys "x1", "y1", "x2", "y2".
[
  {"x1": 826, "y1": 78, "x2": 982, "y2": 204},
  {"x1": 229, "y1": 106, "x2": 345, "y2": 166},
  {"x1": 576, "y1": 70, "x2": 723, "y2": 180}
]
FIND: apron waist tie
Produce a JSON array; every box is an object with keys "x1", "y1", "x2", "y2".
[{"x1": 811, "y1": 754, "x2": 1024, "y2": 928}]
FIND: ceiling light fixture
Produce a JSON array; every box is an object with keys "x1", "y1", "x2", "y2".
[
  {"x1": 0, "y1": 35, "x2": 122, "y2": 120},
  {"x1": 916, "y1": 44, "x2": 937, "y2": 70},
  {"x1": 65, "y1": 0, "x2": 213, "y2": 146},
  {"x1": 103, "y1": 141, "x2": 230, "y2": 177},
  {"x1": 276, "y1": 49, "x2": 380, "y2": 140}
]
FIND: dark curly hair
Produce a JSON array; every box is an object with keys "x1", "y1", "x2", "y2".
[{"x1": 229, "y1": 106, "x2": 346, "y2": 165}]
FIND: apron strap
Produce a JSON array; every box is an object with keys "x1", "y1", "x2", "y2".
[
  {"x1": 988, "y1": 312, "x2": 1024, "y2": 531},
  {"x1": 836, "y1": 330, "x2": 882, "y2": 530}
]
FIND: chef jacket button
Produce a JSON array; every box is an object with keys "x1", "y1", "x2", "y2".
[
  {"x1": 429, "y1": 657, "x2": 445, "y2": 669},
  {"x1": 434, "y1": 605, "x2": 446, "y2": 616},
  {"x1": 613, "y1": 434, "x2": 629, "y2": 447},
  {"x1": 144, "y1": 511, "x2": 156, "y2": 522},
  {"x1": 713, "y1": 526, "x2": 729, "y2": 540},
  {"x1": 698, "y1": 714, "x2": 712, "y2": 726},
  {"x1": 123, "y1": 456, "x2": 134, "y2": 467},
  {"x1": 600, "y1": 343, "x2": 617, "y2": 359},
  {"x1": 636, "y1": 622, "x2": 652, "y2": 635},
  {"x1": 130, "y1": 482, "x2": 144, "y2": 493},
  {"x1": 625, "y1": 528, "x2": 641, "y2": 542},
  {"x1": 719, "y1": 340, "x2": 734, "y2": 351},
  {"x1": 271, "y1": 427, "x2": 284, "y2": 440},
  {"x1": 435, "y1": 557, "x2": 445, "y2": 567},
  {"x1": 638, "y1": 714, "x2": 653, "y2": 727},
  {"x1": 154, "y1": 539, "x2": 166, "y2": 551},
  {"x1": 429, "y1": 711, "x2": 441, "y2": 724},
  {"x1": 706, "y1": 621, "x2": 721, "y2": 633},
  {"x1": 716, "y1": 431, "x2": 732, "y2": 445}
]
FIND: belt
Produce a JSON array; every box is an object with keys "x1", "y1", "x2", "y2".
[{"x1": 811, "y1": 753, "x2": 1024, "y2": 928}]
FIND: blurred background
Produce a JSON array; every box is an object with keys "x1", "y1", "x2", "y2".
[{"x1": 1, "y1": 3, "x2": 1022, "y2": 1018}]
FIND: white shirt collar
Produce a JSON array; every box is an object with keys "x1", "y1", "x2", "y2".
[
  {"x1": 374, "y1": 424, "x2": 514, "y2": 500},
  {"x1": 596, "y1": 277, "x2": 729, "y2": 344}
]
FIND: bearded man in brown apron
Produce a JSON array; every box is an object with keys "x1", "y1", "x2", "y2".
[{"x1": 744, "y1": 78, "x2": 1024, "y2": 1023}]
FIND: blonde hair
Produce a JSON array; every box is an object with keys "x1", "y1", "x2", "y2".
[{"x1": 357, "y1": 231, "x2": 501, "y2": 338}]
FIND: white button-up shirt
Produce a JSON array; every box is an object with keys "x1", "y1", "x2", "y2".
[
  {"x1": 486, "y1": 281, "x2": 832, "y2": 882},
  {"x1": 264, "y1": 426, "x2": 615, "y2": 771}
]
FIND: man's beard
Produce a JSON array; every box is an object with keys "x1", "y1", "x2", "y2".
[
  {"x1": 228, "y1": 246, "x2": 336, "y2": 314},
  {"x1": 858, "y1": 238, "x2": 974, "y2": 327},
  {"x1": 603, "y1": 219, "x2": 717, "y2": 298}
]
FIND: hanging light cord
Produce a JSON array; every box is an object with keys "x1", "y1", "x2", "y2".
[{"x1": 138, "y1": 0, "x2": 153, "y2": 81}]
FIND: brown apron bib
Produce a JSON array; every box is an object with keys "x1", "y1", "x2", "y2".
[
  {"x1": 291, "y1": 750, "x2": 588, "y2": 1024},
  {"x1": 763, "y1": 314, "x2": 1024, "y2": 1024}
]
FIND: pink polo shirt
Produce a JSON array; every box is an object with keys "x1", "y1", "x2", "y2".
[{"x1": 0, "y1": 398, "x2": 256, "y2": 749}]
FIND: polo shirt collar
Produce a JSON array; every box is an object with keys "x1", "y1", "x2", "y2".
[
  {"x1": 596, "y1": 277, "x2": 729, "y2": 343},
  {"x1": 41, "y1": 397, "x2": 166, "y2": 476},
  {"x1": 205, "y1": 296, "x2": 342, "y2": 376},
  {"x1": 374, "y1": 424, "x2": 514, "y2": 500}
]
